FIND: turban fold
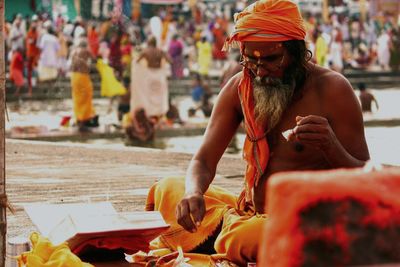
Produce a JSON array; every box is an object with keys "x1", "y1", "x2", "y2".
[{"x1": 224, "y1": 0, "x2": 306, "y2": 50}]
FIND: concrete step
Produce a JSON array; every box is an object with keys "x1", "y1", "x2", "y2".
[{"x1": 6, "y1": 71, "x2": 400, "y2": 101}]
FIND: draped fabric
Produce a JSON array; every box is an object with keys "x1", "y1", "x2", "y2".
[
  {"x1": 238, "y1": 70, "x2": 270, "y2": 204},
  {"x1": 145, "y1": 177, "x2": 265, "y2": 266},
  {"x1": 224, "y1": 0, "x2": 306, "y2": 50},
  {"x1": 70, "y1": 72, "x2": 96, "y2": 122}
]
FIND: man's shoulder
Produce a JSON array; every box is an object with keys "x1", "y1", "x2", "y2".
[
  {"x1": 218, "y1": 72, "x2": 243, "y2": 111},
  {"x1": 309, "y1": 65, "x2": 353, "y2": 95}
]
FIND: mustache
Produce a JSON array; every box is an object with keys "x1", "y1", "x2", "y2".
[
  {"x1": 252, "y1": 75, "x2": 295, "y2": 131},
  {"x1": 254, "y1": 76, "x2": 283, "y2": 88}
]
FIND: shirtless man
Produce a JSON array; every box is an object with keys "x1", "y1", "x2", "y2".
[
  {"x1": 145, "y1": 1, "x2": 370, "y2": 265},
  {"x1": 358, "y1": 82, "x2": 379, "y2": 113},
  {"x1": 130, "y1": 36, "x2": 172, "y2": 121},
  {"x1": 136, "y1": 36, "x2": 172, "y2": 68}
]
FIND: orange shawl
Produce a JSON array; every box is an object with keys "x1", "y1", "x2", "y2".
[
  {"x1": 238, "y1": 70, "x2": 270, "y2": 204},
  {"x1": 224, "y1": 0, "x2": 306, "y2": 50}
]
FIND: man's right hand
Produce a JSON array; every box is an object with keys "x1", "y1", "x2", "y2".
[{"x1": 175, "y1": 192, "x2": 206, "y2": 233}]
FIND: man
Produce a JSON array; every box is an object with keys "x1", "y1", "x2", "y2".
[
  {"x1": 69, "y1": 40, "x2": 99, "y2": 132},
  {"x1": 145, "y1": 0, "x2": 370, "y2": 265},
  {"x1": 8, "y1": 15, "x2": 25, "y2": 52},
  {"x1": 358, "y1": 82, "x2": 379, "y2": 113},
  {"x1": 25, "y1": 15, "x2": 40, "y2": 96},
  {"x1": 130, "y1": 36, "x2": 172, "y2": 122},
  {"x1": 37, "y1": 21, "x2": 60, "y2": 82}
]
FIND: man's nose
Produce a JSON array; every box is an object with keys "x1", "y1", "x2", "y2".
[{"x1": 255, "y1": 66, "x2": 269, "y2": 78}]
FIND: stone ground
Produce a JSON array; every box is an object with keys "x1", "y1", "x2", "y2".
[{"x1": 5, "y1": 139, "x2": 245, "y2": 240}]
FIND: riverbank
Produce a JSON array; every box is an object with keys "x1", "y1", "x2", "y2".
[{"x1": 6, "y1": 139, "x2": 245, "y2": 240}]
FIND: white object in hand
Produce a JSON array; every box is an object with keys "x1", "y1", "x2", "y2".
[{"x1": 282, "y1": 129, "x2": 294, "y2": 141}]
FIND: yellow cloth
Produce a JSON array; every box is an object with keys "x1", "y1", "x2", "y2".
[
  {"x1": 146, "y1": 177, "x2": 267, "y2": 266},
  {"x1": 224, "y1": 0, "x2": 306, "y2": 50},
  {"x1": 17, "y1": 232, "x2": 93, "y2": 267},
  {"x1": 196, "y1": 41, "x2": 212, "y2": 76},
  {"x1": 70, "y1": 72, "x2": 96, "y2": 121},
  {"x1": 96, "y1": 59, "x2": 127, "y2": 97},
  {"x1": 315, "y1": 35, "x2": 328, "y2": 66}
]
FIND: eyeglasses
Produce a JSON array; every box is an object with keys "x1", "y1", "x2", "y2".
[{"x1": 240, "y1": 53, "x2": 285, "y2": 73}]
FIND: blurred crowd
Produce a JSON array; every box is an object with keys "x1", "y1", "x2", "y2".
[
  {"x1": 4, "y1": 2, "x2": 400, "y2": 135},
  {"x1": 305, "y1": 12, "x2": 400, "y2": 73}
]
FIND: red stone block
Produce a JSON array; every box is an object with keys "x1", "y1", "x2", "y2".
[{"x1": 259, "y1": 167, "x2": 400, "y2": 267}]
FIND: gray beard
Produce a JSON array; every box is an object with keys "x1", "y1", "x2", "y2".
[{"x1": 253, "y1": 76, "x2": 295, "y2": 132}]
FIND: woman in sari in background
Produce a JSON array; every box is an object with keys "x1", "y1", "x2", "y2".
[{"x1": 168, "y1": 34, "x2": 184, "y2": 79}]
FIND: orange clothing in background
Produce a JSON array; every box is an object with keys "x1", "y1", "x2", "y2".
[
  {"x1": 10, "y1": 51, "x2": 24, "y2": 87},
  {"x1": 26, "y1": 28, "x2": 40, "y2": 65},
  {"x1": 88, "y1": 27, "x2": 99, "y2": 57},
  {"x1": 70, "y1": 72, "x2": 96, "y2": 121}
]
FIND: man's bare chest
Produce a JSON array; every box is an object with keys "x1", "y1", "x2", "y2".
[{"x1": 266, "y1": 92, "x2": 328, "y2": 169}]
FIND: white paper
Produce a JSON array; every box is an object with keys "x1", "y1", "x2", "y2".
[
  {"x1": 24, "y1": 202, "x2": 169, "y2": 247},
  {"x1": 282, "y1": 129, "x2": 294, "y2": 141}
]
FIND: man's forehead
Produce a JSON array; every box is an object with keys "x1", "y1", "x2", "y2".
[{"x1": 243, "y1": 41, "x2": 283, "y2": 56}]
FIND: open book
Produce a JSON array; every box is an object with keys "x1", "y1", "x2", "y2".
[{"x1": 24, "y1": 202, "x2": 169, "y2": 254}]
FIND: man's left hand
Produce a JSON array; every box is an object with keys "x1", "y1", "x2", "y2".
[{"x1": 292, "y1": 115, "x2": 339, "y2": 152}]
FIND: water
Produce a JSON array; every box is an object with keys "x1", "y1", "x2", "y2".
[
  {"x1": 5, "y1": 88, "x2": 400, "y2": 166},
  {"x1": 77, "y1": 125, "x2": 400, "y2": 166}
]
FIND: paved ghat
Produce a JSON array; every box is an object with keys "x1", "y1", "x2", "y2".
[{"x1": 5, "y1": 139, "x2": 246, "y2": 239}]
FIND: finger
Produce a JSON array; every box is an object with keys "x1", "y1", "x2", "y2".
[
  {"x1": 295, "y1": 116, "x2": 304, "y2": 123},
  {"x1": 177, "y1": 202, "x2": 196, "y2": 232},
  {"x1": 293, "y1": 124, "x2": 325, "y2": 134},
  {"x1": 190, "y1": 199, "x2": 205, "y2": 227},
  {"x1": 180, "y1": 202, "x2": 197, "y2": 232},
  {"x1": 296, "y1": 115, "x2": 327, "y2": 125},
  {"x1": 295, "y1": 132, "x2": 325, "y2": 141}
]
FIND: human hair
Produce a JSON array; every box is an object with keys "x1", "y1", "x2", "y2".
[
  {"x1": 358, "y1": 82, "x2": 366, "y2": 91},
  {"x1": 148, "y1": 36, "x2": 157, "y2": 47},
  {"x1": 282, "y1": 40, "x2": 312, "y2": 92}
]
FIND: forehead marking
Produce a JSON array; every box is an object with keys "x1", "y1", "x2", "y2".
[{"x1": 253, "y1": 50, "x2": 261, "y2": 57}]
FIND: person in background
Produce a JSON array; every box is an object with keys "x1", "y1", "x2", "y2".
[
  {"x1": 8, "y1": 14, "x2": 25, "y2": 53},
  {"x1": 109, "y1": 32, "x2": 123, "y2": 79},
  {"x1": 69, "y1": 40, "x2": 99, "y2": 132},
  {"x1": 37, "y1": 21, "x2": 60, "y2": 82},
  {"x1": 9, "y1": 47, "x2": 25, "y2": 96},
  {"x1": 315, "y1": 29, "x2": 329, "y2": 67},
  {"x1": 166, "y1": 98, "x2": 184, "y2": 126},
  {"x1": 168, "y1": 34, "x2": 184, "y2": 79},
  {"x1": 358, "y1": 82, "x2": 379, "y2": 113},
  {"x1": 57, "y1": 30, "x2": 69, "y2": 77},
  {"x1": 25, "y1": 15, "x2": 40, "y2": 96},
  {"x1": 328, "y1": 27, "x2": 344, "y2": 73},
  {"x1": 118, "y1": 34, "x2": 133, "y2": 122},
  {"x1": 72, "y1": 16, "x2": 85, "y2": 47},
  {"x1": 123, "y1": 108, "x2": 155, "y2": 142},
  {"x1": 196, "y1": 35, "x2": 212, "y2": 80},
  {"x1": 130, "y1": 36, "x2": 172, "y2": 123},
  {"x1": 87, "y1": 24, "x2": 100, "y2": 58},
  {"x1": 377, "y1": 29, "x2": 391, "y2": 70},
  {"x1": 96, "y1": 53, "x2": 127, "y2": 114}
]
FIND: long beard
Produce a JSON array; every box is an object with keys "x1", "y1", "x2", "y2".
[{"x1": 253, "y1": 76, "x2": 295, "y2": 131}]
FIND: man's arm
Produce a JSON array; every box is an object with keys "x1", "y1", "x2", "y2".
[
  {"x1": 372, "y1": 95, "x2": 379, "y2": 110},
  {"x1": 293, "y1": 72, "x2": 370, "y2": 167},
  {"x1": 136, "y1": 51, "x2": 145, "y2": 63},
  {"x1": 176, "y1": 74, "x2": 243, "y2": 232},
  {"x1": 162, "y1": 51, "x2": 173, "y2": 65}
]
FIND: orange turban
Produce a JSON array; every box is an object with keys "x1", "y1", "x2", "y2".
[{"x1": 224, "y1": 0, "x2": 306, "y2": 50}]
